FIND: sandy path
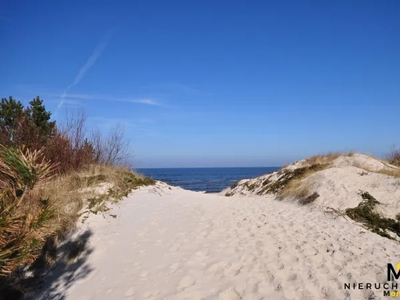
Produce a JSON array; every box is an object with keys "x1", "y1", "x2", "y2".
[{"x1": 36, "y1": 183, "x2": 400, "y2": 300}]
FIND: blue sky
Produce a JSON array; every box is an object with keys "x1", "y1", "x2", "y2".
[{"x1": 1, "y1": 1, "x2": 399, "y2": 167}]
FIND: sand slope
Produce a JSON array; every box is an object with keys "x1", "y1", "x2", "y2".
[{"x1": 34, "y1": 182, "x2": 400, "y2": 300}]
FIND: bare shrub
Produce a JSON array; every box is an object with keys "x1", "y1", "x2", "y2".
[
  {"x1": 90, "y1": 124, "x2": 132, "y2": 166},
  {"x1": 58, "y1": 110, "x2": 96, "y2": 171},
  {"x1": 388, "y1": 146, "x2": 400, "y2": 167}
]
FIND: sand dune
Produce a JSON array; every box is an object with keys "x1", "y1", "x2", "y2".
[
  {"x1": 34, "y1": 180, "x2": 400, "y2": 300},
  {"x1": 223, "y1": 154, "x2": 400, "y2": 219}
]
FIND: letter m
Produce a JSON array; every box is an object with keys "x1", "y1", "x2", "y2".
[{"x1": 388, "y1": 263, "x2": 400, "y2": 281}]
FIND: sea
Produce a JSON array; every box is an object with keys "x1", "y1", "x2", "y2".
[{"x1": 137, "y1": 167, "x2": 280, "y2": 193}]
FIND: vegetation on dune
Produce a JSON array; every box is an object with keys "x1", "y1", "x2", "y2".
[
  {"x1": 233, "y1": 152, "x2": 356, "y2": 198},
  {"x1": 227, "y1": 151, "x2": 400, "y2": 208},
  {"x1": 302, "y1": 151, "x2": 354, "y2": 166},
  {"x1": 350, "y1": 158, "x2": 400, "y2": 178},
  {"x1": 273, "y1": 163, "x2": 328, "y2": 195},
  {"x1": 346, "y1": 191, "x2": 400, "y2": 239},
  {"x1": 240, "y1": 163, "x2": 328, "y2": 206},
  {"x1": 388, "y1": 147, "x2": 400, "y2": 168},
  {"x1": 0, "y1": 96, "x2": 155, "y2": 297},
  {"x1": 0, "y1": 146, "x2": 57, "y2": 275},
  {"x1": 268, "y1": 151, "x2": 399, "y2": 205},
  {"x1": 84, "y1": 169, "x2": 155, "y2": 215}
]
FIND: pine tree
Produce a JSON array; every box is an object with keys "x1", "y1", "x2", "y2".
[
  {"x1": 0, "y1": 96, "x2": 56, "y2": 146},
  {"x1": 0, "y1": 96, "x2": 24, "y2": 144},
  {"x1": 28, "y1": 96, "x2": 56, "y2": 140}
]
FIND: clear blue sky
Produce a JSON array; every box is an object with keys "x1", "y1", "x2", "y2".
[{"x1": 1, "y1": 0, "x2": 399, "y2": 167}]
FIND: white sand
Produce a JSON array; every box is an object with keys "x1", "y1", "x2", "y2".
[{"x1": 35, "y1": 181, "x2": 400, "y2": 300}]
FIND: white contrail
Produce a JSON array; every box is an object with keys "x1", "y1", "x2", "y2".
[
  {"x1": 56, "y1": 93, "x2": 163, "y2": 107},
  {"x1": 57, "y1": 31, "x2": 113, "y2": 110}
]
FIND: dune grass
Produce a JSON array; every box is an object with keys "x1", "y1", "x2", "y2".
[
  {"x1": 277, "y1": 177, "x2": 320, "y2": 205},
  {"x1": 257, "y1": 163, "x2": 326, "y2": 203},
  {"x1": 302, "y1": 151, "x2": 354, "y2": 166},
  {"x1": 228, "y1": 152, "x2": 356, "y2": 198},
  {"x1": 0, "y1": 147, "x2": 155, "y2": 278},
  {"x1": 271, "y1": 152, "x2": 400, "y2": 203},
  {"x1": 351, "y1": 161, "x2": 400, "y2": 178}
]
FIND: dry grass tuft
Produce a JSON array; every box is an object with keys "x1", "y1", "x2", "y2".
[
  {"x1": 266, "y1": 163, "x2": 328, "y2": 195},
  {"x1": 262, "y1": 151, "x2": 352, "y2": 202},
  {"x1": 278, "y1": 179, "x2": 310, "y2": 200},
  {"x1": 39, "y1": 164, "x2": 155, "y2": 218},
  {"x1": 277, "y1": 177, "x2": 319, "y2": 205},
  {"x1": 376, "y1": 168, "x2": 400, "y2": 178},
  {"x1": 303, "y1": 151, "x2": 354, "y2": 166},
  {"x1": 351, "y1": 161, "x2": 400, "y2": 178}
]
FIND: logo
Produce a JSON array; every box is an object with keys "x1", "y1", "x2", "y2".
[
  {"x1": 388, "y1": 263, "x2": 400, "y2": 281},
  {"x1": 343, "y1": 263, "x2": 400, "y2": 297}
]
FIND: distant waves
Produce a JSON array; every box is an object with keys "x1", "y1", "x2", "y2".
[{"x1": 138, "y1": 167, "x2": 279, "y2": 192}]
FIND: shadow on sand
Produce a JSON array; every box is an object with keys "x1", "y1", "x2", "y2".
[{"x1": 0, "y1": 229, "x2": 94, "y2": 300}]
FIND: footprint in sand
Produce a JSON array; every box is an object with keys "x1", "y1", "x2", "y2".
[
  {"x1": 169, "y1": 262, "x2": 181, "y2": 270},
  {"x1": 140, "y1": 271, "x2": 150, "y2": 278},
  {"x1": 177, "y1": 275, "x2": 195, "y2": 291},
  {"x1": 169, "y1": 245, "x2": 180, "y2": 252},
  {"x1": 124, "y1": 287, "x2": 135, "y2": 297},
  {"x1": 280, "y1": 253, "x2": 299, "y2": 263},
  {"x1": 195, "y1": 248, "x2": 210, "y2": 257},
  {"x1": 219, "y1": 287, "x2": 241, "y2": 300},
  {"x1": 223, "y1": 263, "x2": 243, "y2": 277},
  {"x1": 168, "y1": 262, "x2": 181, "y2": 274},
  {"x1": 142, "y1": 290, "x2": 161, "y2": 298},
  {"x1": 207, "y1": 261, "x2": 229, "y2": 273}
]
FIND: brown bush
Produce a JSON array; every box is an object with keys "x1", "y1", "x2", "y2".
[{"x1": 43, "y1": 131, "x2": 95, "y2": 174}]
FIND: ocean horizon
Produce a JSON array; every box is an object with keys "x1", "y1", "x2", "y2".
[{"x1": 138, "y1": 167, "x2": 280, "y2": 193}]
